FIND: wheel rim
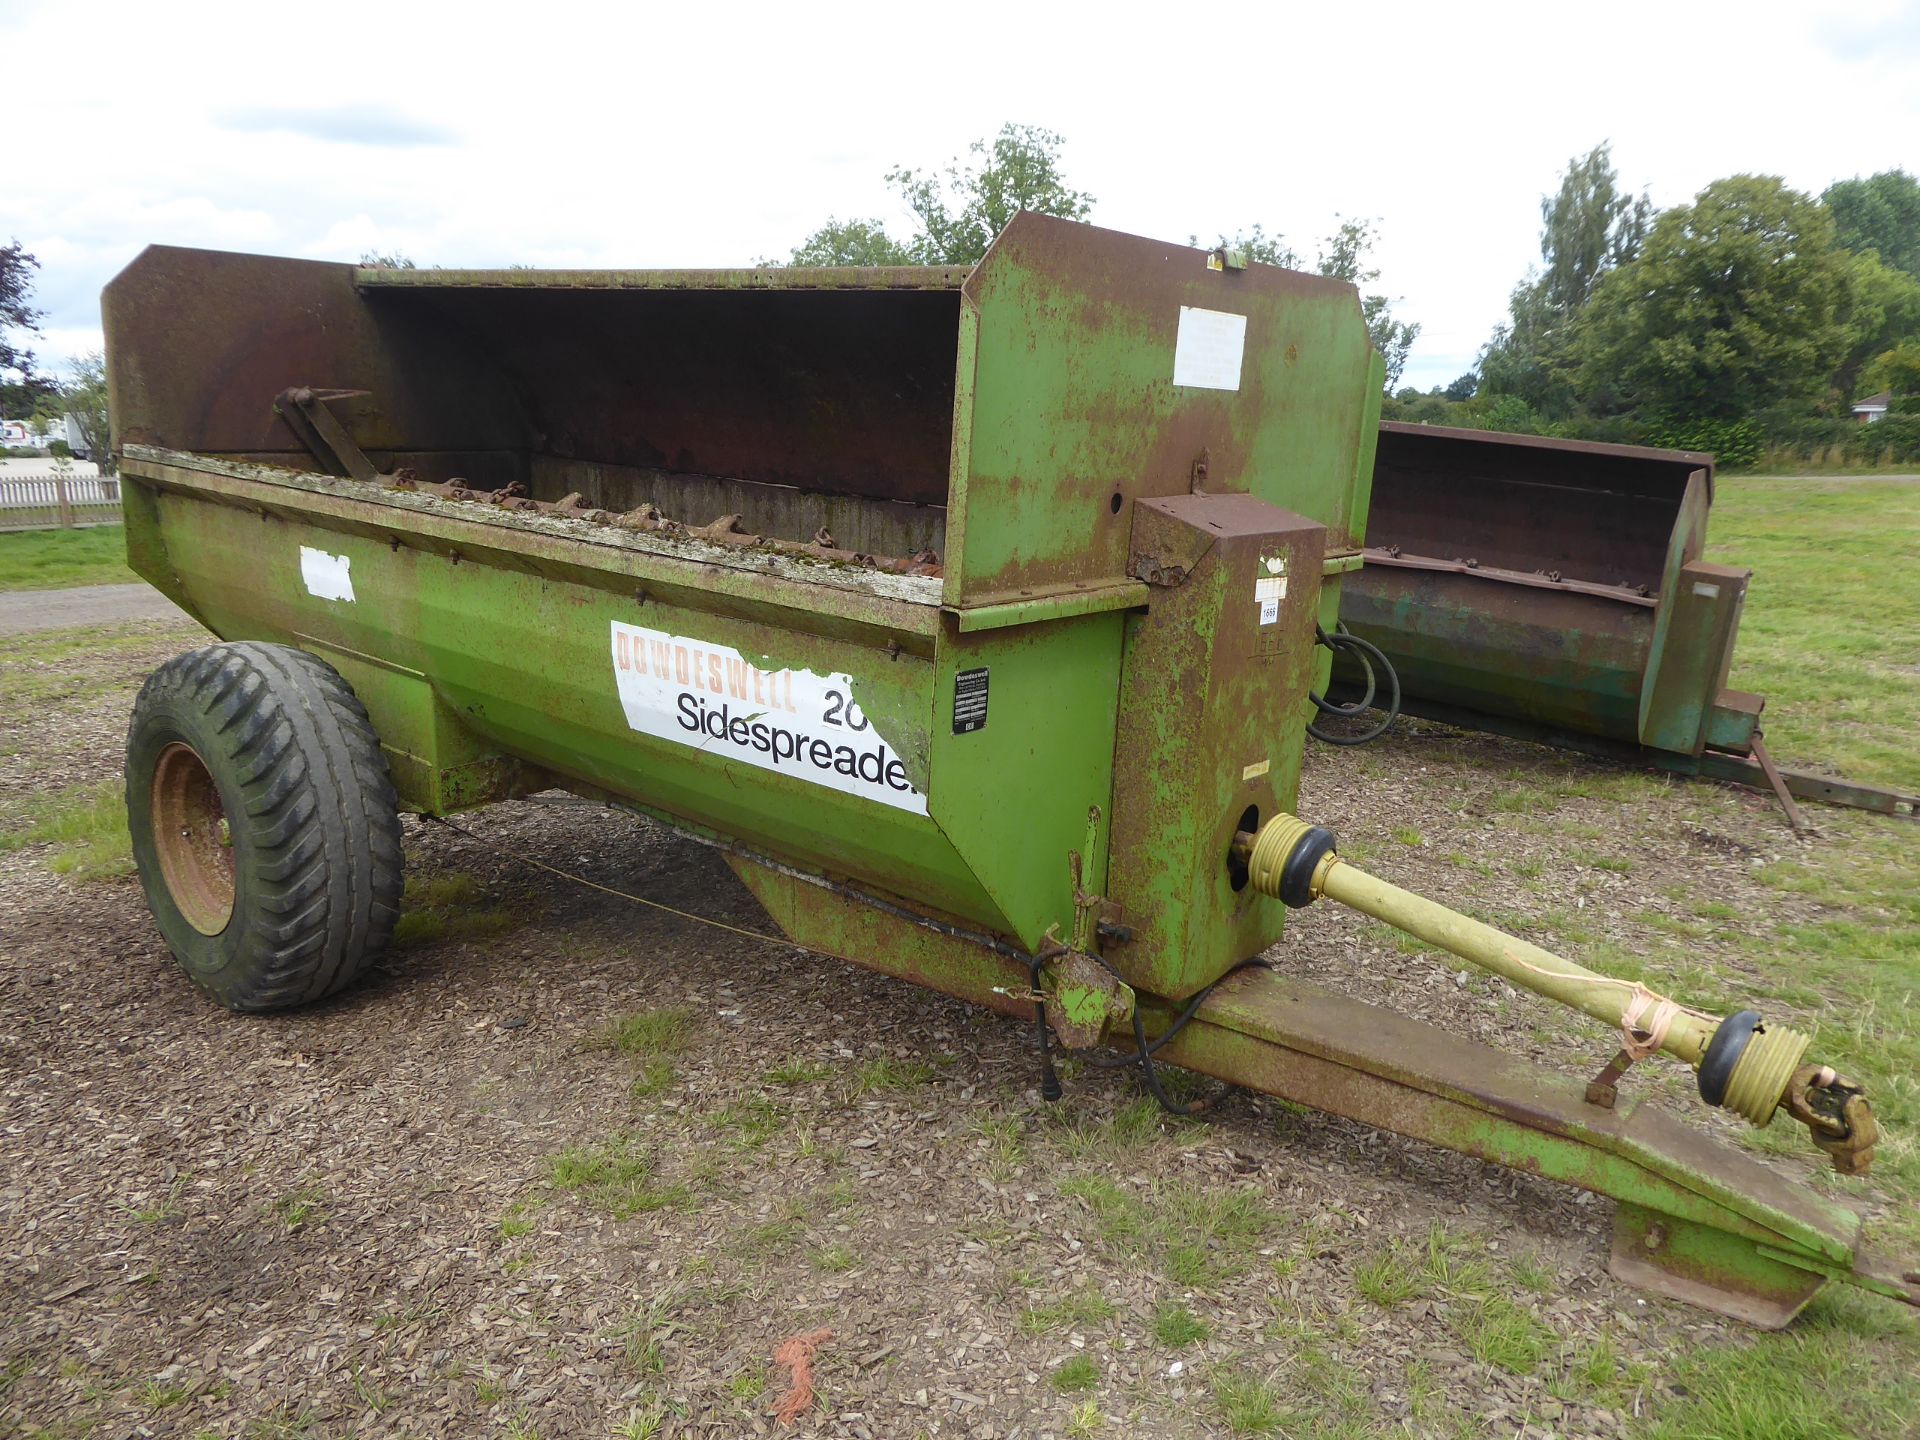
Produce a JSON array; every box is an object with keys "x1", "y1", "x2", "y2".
[{"x1": 150, "y1": 742, "x2": 235, "y2": 935}]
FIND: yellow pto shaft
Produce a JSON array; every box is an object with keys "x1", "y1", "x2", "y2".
[{"x1": 1238, "y1": 814, "x2": 1878, "y2": 1172}]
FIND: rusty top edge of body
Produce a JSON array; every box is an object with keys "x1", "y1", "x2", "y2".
[
  {"x1": 120, "y1": 445, "x2": 947, "y2": 625},
  {"x1": 354, "y1": 265, "x2": 974, "y2": 293},
  {"x1": 1380, "y1": 422, "x2": 1717, "y2": 471}
]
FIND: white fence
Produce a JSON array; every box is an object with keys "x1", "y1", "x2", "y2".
[{"x1": 0, "y1": 472, "x2": 123, "y2": 531}]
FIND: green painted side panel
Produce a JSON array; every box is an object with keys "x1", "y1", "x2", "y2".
[
  {"x1": 928, "y1": 614, "x2": 1126, "y2": 949},
  {"x1": 1639, "y1": 560, "x2": 1753, "y2": 756},
  {"x1": 1639, "y1": 477, "x2": 1756, "y2": 757},
  {"x1": 120, "y1": 482, "x2": 190, "y2": 615},
  {"x1": 937, "y1": 216, "x2": 1382, "y2": 979},
  {"x1": 1638, "y1": 472, "x2": 1708, "y2": 747},
  {"x1": 939, "y1": 299, "x2": 979, "y2": 612},
  {"x1": 300, "y1": 638, "x2": 535, "y2": 813},
  {"x1": 1346, "y1": 356, "x2": 1386, "y2": 544},
  {"x1": 1341, "y1": 577, "x2": 1651, "y2": 738},
  {"x1": 727, "y1": 857, "x2": 1034, "y2": 1022},
  {"x1": 145, "y1": 491, "x2": 1008, "y2": 934},
  {"x1": 1318, "y1": 359, "x2": 1383, "y2": 703}
]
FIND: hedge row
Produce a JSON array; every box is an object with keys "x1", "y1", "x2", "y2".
[{"x1": 1380, "y1": 395, "x2": 1920, "y2": 470}]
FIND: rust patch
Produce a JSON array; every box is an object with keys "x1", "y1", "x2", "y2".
[{"x1": 388, "y1": 472, "x2": 943, "y2": 577}]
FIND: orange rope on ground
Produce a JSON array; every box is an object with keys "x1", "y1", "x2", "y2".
[{"x1": 771, "y1": 1328, "x2": 833, "y2": 1425}]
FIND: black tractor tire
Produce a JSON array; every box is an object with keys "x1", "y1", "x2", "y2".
[{"x1": 125, "y1": 642, "x2": 404, "y2": 1011}]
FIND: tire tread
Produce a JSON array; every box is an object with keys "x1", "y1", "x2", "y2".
[{"x1": 126, "y1": 642, "x2": 403, "y2": 1011}]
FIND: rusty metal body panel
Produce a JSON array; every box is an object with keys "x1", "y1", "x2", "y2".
[
  {"x1": 950, "y1": 222, "x2": 1380, "y2": 606},
  {"x1": 1342, "y1": 424, "x2": 1760, "y2": 760},
  {"x1": 103, "y1": 216, "x2": 1382, "y2": 978},
  {"x1": 1107, "y1": 494, "x2": 1324, "y2": 996}
]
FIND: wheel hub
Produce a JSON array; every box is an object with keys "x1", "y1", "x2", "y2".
[{"x1": 150, "y1": 742, "x2": 235, "y2": 935}]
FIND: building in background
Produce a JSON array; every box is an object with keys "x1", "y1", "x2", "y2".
[
  {"x1": 1852, "y1": 391, "x2": 1892, "y2": 423},
  {"x1": 0, "y1": 414, "x2": 89, "y2": 456}
]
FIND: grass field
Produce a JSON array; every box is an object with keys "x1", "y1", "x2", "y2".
[
  {"x1": 0, "y1": 525, "x2": 132, "y2": 592},
  {"x1": 1709, "y1": 476, "x2": 1920, "y2": 791}
]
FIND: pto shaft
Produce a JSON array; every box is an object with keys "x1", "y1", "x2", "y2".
[{"x1": 1236, "y1": 815, "x2": 1878, "y2": 1171}]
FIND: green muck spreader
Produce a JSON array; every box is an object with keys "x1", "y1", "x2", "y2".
[
  {"x1": 103, "y1": 217, "x2": 1917, "y2": 1327},
  {"x1": 1338, "y1": 424, "x2": 1919, "y2": 824}
]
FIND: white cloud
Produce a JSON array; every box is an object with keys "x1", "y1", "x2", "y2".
[
  {"x1": 35, "y1": 327, "x2": 109, "y2": 366},
  {"x1": 3, "y1": 0, "x2": 1915, "y2": 393}
]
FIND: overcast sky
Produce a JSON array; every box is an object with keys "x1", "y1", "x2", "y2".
[{"x1": 4, "y1": 0, "x2": 1916, "y2": 394}]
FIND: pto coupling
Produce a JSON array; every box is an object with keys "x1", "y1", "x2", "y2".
[
  {"x1": 1233, "y1": 814, "x2": 1879, "y2": 1172},
  {"x1": 1244, "y1": 813, "x2": 1339, "y2": 908}
]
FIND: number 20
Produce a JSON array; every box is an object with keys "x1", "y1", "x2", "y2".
[{"x1": 823, "y1": 689, "x2": 870, "y2": 731}]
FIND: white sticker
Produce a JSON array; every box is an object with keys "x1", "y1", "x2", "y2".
[
  {"x1": 1255, "y1": 555, "x2": 1288, "y2": 624},
  {"x1": 300, "y1": 546, "x2": 355, "y2": 603},
  {"x1": 1173, "y1": 306, "x2": 1248, "y2": 391},
  {"x1": 1242, "y1": 759, "x2": 1271, "y2": 781},
  {"x1": 610, "y1": 621, "x2": 927, "y2": 814},
  {"x1": 1691, "y1": 581, "x2": 1721, "y2": 599}
]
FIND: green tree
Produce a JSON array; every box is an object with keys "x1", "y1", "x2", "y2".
[
  {"x1": 52, "y1": 353, "x2": 113, "y2": 476},
  {"x1": 782, "y1": 218, "x2": 915, "y2": 267},
  {"x1": 1199, "y1": 219, "x2": 1420, "y2": 389},
  {"x1": 888, "y1": 124, "x2": 1095, "y2": 265},
  {"x1": 782, "y1": 124, "x2": 1094, "y2": 269},
  {"x1": 1476, "y1": 281, "x2": 1566, "y2": 413},
  {"x1": 1479, "y1": 394, "x2": 1544, "y2": 435},
  {"x1": 1862, "y1": 342, "x2": 1920, "y2": 398},
  {"x1": 1317, "y1": 218, "x2": 1420, "y2": 390},
  {"x1": 1480, "y1": 143, "x2": 1650, "y2": 414},
  {"x1": 1, "y1": 239, "x2": 47, "y2": 418},
  {"x1": 1575, "y1": 176, "x2": 1858, "y2": 420},
  {"x1": 1823, "y1": 169, "x2": 1920, "y2": 280},
  {"x1": 1832, "y1": 251, "x2": 1920, "y2": 400},
  {"x1": 1536, "y1": 143, "x2": 1652, "y2": 316}
]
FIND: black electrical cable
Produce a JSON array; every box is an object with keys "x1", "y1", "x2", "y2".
[
  {"x1": 1029, "y1": 953, "x2": 1065, "y2": 1102},
  {"x1": 1080, "y1": 958, "x2": 1272, "y2": 1069},
  {"x1": 1307, "y1": 624, "x2": 1401, "y2": 746},
  {"x1": 1310, "y1": 629, "x2": 1376, "y2": 719},
  {"x1": 1029, "y1": 952, "x2": 1271, "y2": 1115}
]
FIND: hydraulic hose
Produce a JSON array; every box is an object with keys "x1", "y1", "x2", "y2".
[{"x1": 1307, "y1": 626, "x2": 1400, "y2": 746}]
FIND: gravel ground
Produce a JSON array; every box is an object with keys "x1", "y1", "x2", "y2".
[
  {"x1": 0, "y1": 585, "x2": 190, "y2": 636},
  {"x1": 1, "y1": 619, "x2": 1909, "y2": 1440}
]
